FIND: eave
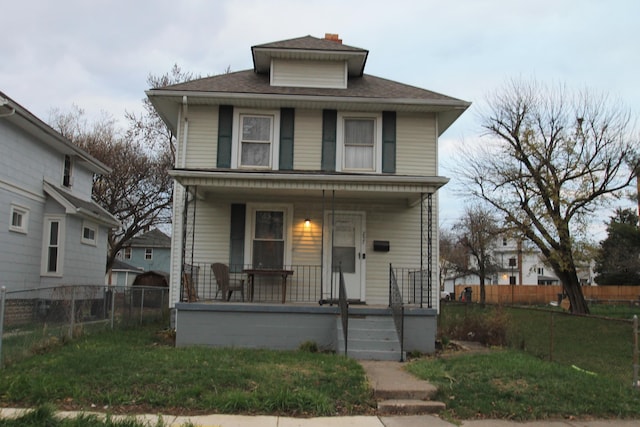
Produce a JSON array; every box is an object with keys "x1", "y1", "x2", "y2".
[{"x1": 169, "y1": 169, "x2": 449, "y2": 207}]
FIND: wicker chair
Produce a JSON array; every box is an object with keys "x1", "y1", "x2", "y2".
[{"x1": 211, "y1": 263, "x2": 245, "y2": 301}]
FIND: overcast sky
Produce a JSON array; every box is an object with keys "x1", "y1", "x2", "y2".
[{"x1": 2, "y1": 0, "x2": 639, "y2": 231}]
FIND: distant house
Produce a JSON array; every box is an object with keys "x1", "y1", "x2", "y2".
[
  {"x1": 106, "y1": 259, "x2": 143, "y2": 287},
  {"x1": 0, "y1": 91, "x2": 120, "y2": 293},
  {"x1": 442, "y1": 236, "x2": 561, "y2": 294},
  {"x1": 118, "y1": 228, "x2": 171, "y2": 273}
]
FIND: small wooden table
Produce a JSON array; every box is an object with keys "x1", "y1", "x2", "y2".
[{"x1": 243, "y1": 269, "x2": 294, "y2": 303}]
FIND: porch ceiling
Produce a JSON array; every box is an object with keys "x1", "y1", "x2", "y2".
[{"x1": 170, "y1": 169, "x2": 449, "y2": 206}]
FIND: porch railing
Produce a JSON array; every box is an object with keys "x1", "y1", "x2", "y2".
[
  {"x1": 181, "y1": 264, "x2": 323, "y2": 303},
  {"x1": 390, "y1": 266, "x2": 433, "y2": 308},
  {"x1": 338, "y1": 265, "x2": 349, "y2": 356},
  {"x1": 389, "y1": 264, "x2": 404, "y2": 361}
]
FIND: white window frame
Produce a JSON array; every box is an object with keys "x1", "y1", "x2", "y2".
[
  {"x1": 145, "y1": 248, "x2": 153, "y2": 260},
  {"x1": 244, "y1": 203, "x2": 293, "y2": 268},
  {"x1": 231, "y1": 108, "x2": 280, "y2": 170},
  {"x1": 62, "y1": 155, "x2": 73, "y2": 188},
  {"x1": 81, "y1": 221, "x2": 97, "y2": 246},
  {"x1": 124, "y1": 247, "x2": 132, "y2": 260},
  {"x1": 9, "y1": 204, "x2": 29, "y2": 234},
  {"x1": 336, "y1": 112, "x2": 382, "y2": 173},
  {"x1": 41, "y1": 215, "x2": 65, "y2": 277}
]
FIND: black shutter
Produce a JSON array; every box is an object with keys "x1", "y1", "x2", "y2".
[
  {"x1": 229, "y1": 204, "x2": 245, "y2": 272},
  {"x1": 382, "y1": 111, "x2": 396, "y2": 173},
  {"x1": 321, "y1": 109, "x2": 337, "y2": 171},
  {"x1": 279, "y1": 108, "x2": 295, "y2": 170},
  {"x1": 217, "y1": 105, "x2": 233, "y2": 168}
]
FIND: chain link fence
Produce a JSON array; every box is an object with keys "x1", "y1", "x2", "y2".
[
  {"x1": 439, "y1": 303, "x2": 639, "y2": 387},
  {"x1": 0, "y1": 284, "x2": 170, "y2": 367}
]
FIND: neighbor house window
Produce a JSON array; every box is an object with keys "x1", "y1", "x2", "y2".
[
  {"x1": 81, "y1": 222, "x2": 97, "y2": 246},
  {"x1": 240, "y1": 114, "x2": 273, "y2": 168},
  {"x1": 537, "y1": 267, "x2": 544, "y2": 275},
  {"x1": 337, "y1": 113, "x2": 382, "y2": 172},
  {"x1": 145, "y1": 248, "x2": 153, "y2": 260},
  {"x1": 63, "y1": 155, "x2": 73, "y2": 187},
  {"x1": 9, "y1": 204, "x2": 29, "y2": 233},
  {"x1": 124, "y1": 247, "x2": 132, "y2": 259},
  {"x1": 42, "y1": 216, "x2": 65, "y2": 276},
  {"x1": 509, "y1": 276, "x2": 516, "y2": 285}
]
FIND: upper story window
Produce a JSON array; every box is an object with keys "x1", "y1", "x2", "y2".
[
  {"x1": 124, "y1": 247, "x2": 132, "y2": 260},
  {"x1": 63, "y1": 155, "x2": 73, "y2": 188},
  {"x1": 336, "y1": 113, "x2": 382, "y2": 172},
  {"x1": 9, "y1": 204, "x2": 29, "y2": 234},
  {"x1": 502, "y1": 238, "x2": 507, "y2": 246},
  {"x1": 145, "y1": 248, "x2": 153, "y2": 260},
  {"x1": 232, "y1": 110, "x2": 280, "y2": 170}
]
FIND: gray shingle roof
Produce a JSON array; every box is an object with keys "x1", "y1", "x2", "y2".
[
  {"x1": 155, "y1": 70, "x2": 464, "y2": 103},
  {"x1": 252, "y1": 35, "x2": 366, "y2": 53},
  {"x1": 129, "y1": 229, "x2": 171, "y2": 248}
]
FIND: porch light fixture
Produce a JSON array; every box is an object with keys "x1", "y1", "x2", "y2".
[{"x1": 304, "y1": 218, "x2": 311, "y2": 227}]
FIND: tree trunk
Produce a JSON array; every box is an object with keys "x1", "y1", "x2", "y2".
[
  {"x1": 558, "y1": 270, "x2": 590, "y2": 314},
  {"x1": 478, "y1": 267, "x2": 486, "y2": 306}
]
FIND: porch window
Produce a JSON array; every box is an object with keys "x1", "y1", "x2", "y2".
[
  {"x1": 240, "y1": 114, "x2": 273, "y2": 168},
  {"x1": 252, "y1": 210, "x2": 284, "y2": 269}
]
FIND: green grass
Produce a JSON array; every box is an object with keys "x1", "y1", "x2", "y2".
[
  {"x1": 0, "y1": 405, "x2": 185, "y2": 427},
  {"x1": 407, "y1": 350, "x2": 640, "y2": 420},
  {"x1": 439, "y1": 303, "x2": 637, "y2": 385},
  {"x1": 0, "y1": 326, "x2": 374, "y2": 417}
]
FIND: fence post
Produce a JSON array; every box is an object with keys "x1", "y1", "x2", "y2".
[
  {"x1": 549, "y1": 312, "x2": 555, "y2": 362},
  {"x1": 140, "y1": 288, "x2": 145, "y2": 325},
  {"x1": 110, "y1": 287, "x2": 116, "y2": 329},
  {"x1": 633, "y1": 315, "x2": 638, "y2": 389},
  {"x1": 69, "y1": 286, "x2": 76, "y2": 339},
  {"x1": 0, "y1": 287, "x2": 6, "y2": 368}
]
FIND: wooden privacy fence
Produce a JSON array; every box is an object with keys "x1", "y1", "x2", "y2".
[{"x1": 453, "y1": 284, "x2": 640, "y2": 305}]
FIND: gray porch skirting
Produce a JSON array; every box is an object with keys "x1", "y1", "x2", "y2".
[{"x1": 174, "y1": 303, "x2": 437, "y2": 354}]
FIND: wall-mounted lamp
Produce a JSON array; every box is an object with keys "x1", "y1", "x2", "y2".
[{"x1": 304, "y1": 218, "x2": 311, "y2": 227}]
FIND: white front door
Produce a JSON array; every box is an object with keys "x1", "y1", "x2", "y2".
[{"x1": 323, "y1": 212, "x2": 366, "y2": 302}]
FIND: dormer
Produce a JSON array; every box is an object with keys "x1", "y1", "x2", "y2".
[{"x1": 251, "y1": 34, "x2": 369, "y2": 89}]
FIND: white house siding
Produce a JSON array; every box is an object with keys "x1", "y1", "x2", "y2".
[
  {"x1": 185, "y1": 105, "x2": 218, "y2": 168},
  {"x1": 271, "y1": 60, "x2": 347, "y2": 89},
  {"x1": 293, "y1": 109, "x2": 322, "y2": 170},
  {"x1": 396, "y1": 113, "x2": 437, "y2": 176}
]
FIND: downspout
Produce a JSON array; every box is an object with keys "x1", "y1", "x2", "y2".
[{"x1": 181, "y1": 96, "x2": 189, "y2": 168}]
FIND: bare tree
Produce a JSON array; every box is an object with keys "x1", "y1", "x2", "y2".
[
  {"x1": 439, "y1": 226, "x2": 468, "y2": 294},
  {"x1": 458, "y1": 79, "x2": 638, "y2": 314},
  {"x1": 125, "y1": 64, "x2": 199, "y2": 161},
  {"x1": 50, "y1": 107, "x2": 173, "y2": 271},
  {"x1": 453, "y1": 204, "x2": 502, "y2": 305}
]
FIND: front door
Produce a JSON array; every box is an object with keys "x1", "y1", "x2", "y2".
[{"x1": 323, "y1": 212, "x2": 365, "y2": 302}]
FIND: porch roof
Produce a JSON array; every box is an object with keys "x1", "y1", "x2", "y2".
[{"x1": 170, "y1": 169, "x2": 448, "y2": 206}]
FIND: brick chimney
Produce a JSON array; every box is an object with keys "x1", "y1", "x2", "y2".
[{"x1": 324, "y1": 33, "x2": 342, "y2": 44}]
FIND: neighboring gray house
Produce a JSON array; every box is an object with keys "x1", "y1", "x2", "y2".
[
  {"x1": 118, "y1": 228, "x2": 171, "y2": 273},
  {"x1": 0, "y1": 91, "x2": 120, "y2": 293},
  {"x1": 147, "y1": 34, "x2": 469, "y2": 359}
]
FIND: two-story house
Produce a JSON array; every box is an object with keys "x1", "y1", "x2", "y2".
[
  {"x1": 0, "y1": 91, "x2": 120, "y2": 295},
  {"x1": 147, "y1": 35, "x2": 469, "y2": 358},
  {"x1": 119, "y1": 228, "x2": 171, "y2": 273}
]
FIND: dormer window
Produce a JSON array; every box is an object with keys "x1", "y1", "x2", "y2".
[{"x1": 63, "y1": 155, "x2": 73, "y2": 187}]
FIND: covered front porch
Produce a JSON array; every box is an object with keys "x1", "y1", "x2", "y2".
[{"x1": 171, "y1": 170, "x2": 442, "y2": 358}]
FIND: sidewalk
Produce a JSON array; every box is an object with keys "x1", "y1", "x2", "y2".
[{"x1": 1, "y1": 408, "x2": 637, "y2": 427}]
